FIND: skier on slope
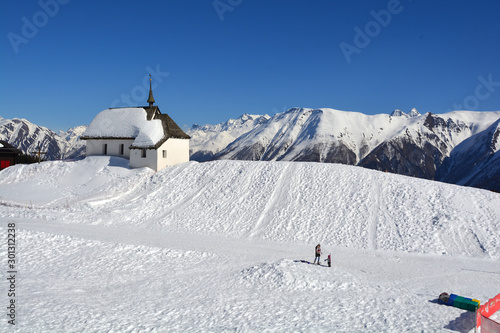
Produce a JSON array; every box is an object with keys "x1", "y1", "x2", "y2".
[{"x1": 313, "y1": 244, "x2": 322, "y2": 265}]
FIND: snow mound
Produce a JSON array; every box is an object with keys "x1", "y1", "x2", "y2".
[
  {"x1": 0, "y1": 156, "x2": 153, "y2": 206},
  {"x1": 240, "y1": 259, "x2": 356, "y2": 292}
]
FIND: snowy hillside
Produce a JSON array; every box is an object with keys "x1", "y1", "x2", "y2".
[
  {"x1": 1, "y1": 157, "x2": 499, "y2": 332},
  {"x1": 0, "y1": 116, "x2": 86, "y2": 160}
]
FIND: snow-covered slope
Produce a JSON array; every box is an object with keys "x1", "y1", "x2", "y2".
[
  {"x1": 187, "y1": 113, "x2": 271, "y2": 161},
  {"x1": 1, "y1": 157, "x2": 498, "y2": 257},
  {"x1": 0, "y1": 157, "x2": 499, "y2": 331},
  {"x1": 0, "y1": 116, "x2": 86, "y2": 160}
]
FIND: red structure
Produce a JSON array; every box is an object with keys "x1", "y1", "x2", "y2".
[
  {"x1": 0, "y1": 141, "x2": 21, "y2": 170},
  {"x1": 477, "y1": 293, "x2": 500, "y2": 333}
]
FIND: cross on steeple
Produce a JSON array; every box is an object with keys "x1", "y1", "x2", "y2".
[{"x1": 147, "y1": 73, "x2": 155, "y2": 107}]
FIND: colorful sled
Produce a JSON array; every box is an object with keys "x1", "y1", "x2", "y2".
[{"x1": 439, "y1": 292, "x2": 480, "y2": 312}]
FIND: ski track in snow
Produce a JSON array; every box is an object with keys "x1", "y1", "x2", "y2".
[
  {"x1": 368, "y1": 173, "x2": 380, "y2": 251},
  {"x1": 0, "y1": 156, "x2": 499, "y2": 332},
  {"x1": 249, "y1": 162, "x2": 292, "y2": 239}
]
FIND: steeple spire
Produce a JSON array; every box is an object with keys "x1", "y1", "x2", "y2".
[{"x1": 147, "y1": 73, "x2": 155, "y2": 107}]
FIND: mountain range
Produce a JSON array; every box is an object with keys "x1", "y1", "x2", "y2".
[
  {"x1": 0, "y1": 116, "x2": 86, "y2": 161},
  {"x1": 188, "y1": 108, "x2": 500, "y2": 192},
  {"x1": 1, "y1": 108, "x2": 499, "y2": 192}
]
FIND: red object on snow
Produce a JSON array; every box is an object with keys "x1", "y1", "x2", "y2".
[{"x1": 477, "y1": 293, "x2": 500, "y2": 333}]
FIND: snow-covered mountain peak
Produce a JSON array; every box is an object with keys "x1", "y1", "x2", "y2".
[
  {"x1": 391, "y1": 109, "x2": 405, "y2": 117},
  {"x1": 59, "y1": 125, "x2": 87, "y2": 141},
  {"x1": 409, "y1": 108, "x2": 421, "y2": 117},
  {"x1": 240, "y1": 113, "x2": 264, "y2": 121},
  {"x1": 391, "y1": 108, "x2": 421, "y2": 118}
]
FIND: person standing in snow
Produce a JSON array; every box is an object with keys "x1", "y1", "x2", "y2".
[
  {"x1": 313, "y1": 244, "x2": 322, "y2": 265},
  {"x1": 325, "y1": 254, "x2": 331, "y2": 267}
]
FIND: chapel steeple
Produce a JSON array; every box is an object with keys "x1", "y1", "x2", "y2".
[{"x1": 147, "y1": 74, "x2": 155, "y2": 107}]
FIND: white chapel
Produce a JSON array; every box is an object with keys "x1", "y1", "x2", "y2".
[{"x1": 81, "y1": 77, "x2": 190, "y2": 171}]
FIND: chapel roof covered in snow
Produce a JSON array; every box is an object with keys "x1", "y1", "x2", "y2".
[{"x1": 81, "y1": 79, "x2": 190, "y2": 148}]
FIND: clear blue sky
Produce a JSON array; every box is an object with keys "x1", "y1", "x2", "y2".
[{"x1": 1, "y1": 0, "x2": 499, "y2": 132}]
